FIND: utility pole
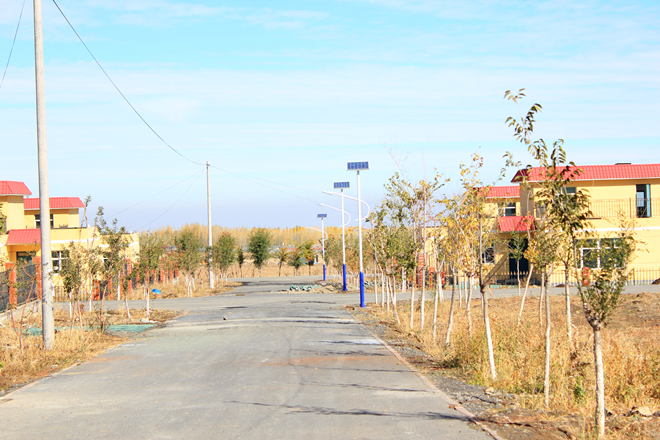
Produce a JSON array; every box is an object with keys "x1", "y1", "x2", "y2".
[
  {"x1": 33, "y1": 0, "x2": 54, "y2": 349},
  {"x1": 207, "y1": 161, "x2": 213, "y2": 289}
]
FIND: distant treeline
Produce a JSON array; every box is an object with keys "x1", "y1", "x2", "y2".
[{"x1": 144, "y1": 223, "x2": 357, "y2": 248}]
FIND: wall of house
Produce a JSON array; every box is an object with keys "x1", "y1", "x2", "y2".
[
  {"x1": 24, "y1": 209, "x2": 81, "y2": 229},
  {"x1": 1, "y1": 196, "x2": 26, "y2": 230},
  {"x1": 23, "y1": 213, "x2": 36, "y2": 228}
]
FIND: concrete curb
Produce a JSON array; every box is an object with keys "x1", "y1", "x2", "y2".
[{"x1": 351, "y1": 314, "x2": 507, "y2": 440}]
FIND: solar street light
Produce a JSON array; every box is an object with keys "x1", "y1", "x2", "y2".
[
  {"x1": 347, "y1": 162, "x2": 368, "y2": 307},
  {"x1": 317, "y1": 214, "x2": 327, "y2": 281},
  {"x1": 333, "y1": 182, "x2": 350, "y2": 291}
]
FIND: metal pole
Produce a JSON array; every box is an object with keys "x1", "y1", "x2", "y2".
[
  {"x1": 357, "y1": 170, "x2": 365, "y2": 307},
  {"x1": 341, "y1": 188, "x2": 347, "y2": 292},
  {"x1": 321, "y1": 217, "x2": 326, "y2": 281},
  {"x1": 33, "y1": 0, "x2": 54, "y2": 349},
  {"x1": 207, "y1": 161, "x2": 213, "y2": 289}
]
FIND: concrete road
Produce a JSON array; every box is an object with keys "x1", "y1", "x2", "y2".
[{"x1": 0, "y1": 276, "x2": 492, "y2": 440}]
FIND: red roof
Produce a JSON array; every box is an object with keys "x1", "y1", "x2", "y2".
[
  {"x1": 24, "y1": 197, "x2": 85, "y2": 210},
  {"x1": 498, "y1": 215, "x2": 535, "y2": 233},
  {"x1": 6, "y1": 229, "x2": 41, "y2": 245},
  {"x1": 512, "y1": 163, "x2": 660, "y2": 183},
  {"x1": 0, "y1": 181, "x2": 32, "y2": 196},
  {"x1": 486, "y1": 186, "x2": 520, "y2": 198}
]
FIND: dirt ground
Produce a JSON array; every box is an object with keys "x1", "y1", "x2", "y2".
[{"x1": 350, "y1": 291, "x2": 660, "y2": 440}]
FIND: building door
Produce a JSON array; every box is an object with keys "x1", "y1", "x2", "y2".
[{"x1": 509, "y1": 239, "x2": 529, "y2": 276}]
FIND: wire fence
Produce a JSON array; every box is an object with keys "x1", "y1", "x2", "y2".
[{"x1": 0, "y1": 264, "x2": 38, "y2": 313}]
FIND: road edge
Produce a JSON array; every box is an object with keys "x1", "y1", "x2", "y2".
[{"x1": 351, "y1": 314, "x2": 508, "y2": 440}]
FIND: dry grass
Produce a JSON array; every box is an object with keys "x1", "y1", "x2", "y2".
[
  {"x1": 0, "y1": 307, "x2": 180, "y2": 394},
  {"x1": 118, "y1": 279, "x2": 241, "y2": 300},
  {"x1": 366, "y1": 291, "x2": 660, "y2": 439}
]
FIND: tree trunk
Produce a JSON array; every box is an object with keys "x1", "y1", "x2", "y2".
[
  {"x1": 483, "y1": 286, "x2": 497, "y2": 380},
  {"x1": 432, "y1": 278, "x2": 439, "y2": 340},
  {"x1": 517, "y1": 260, "x2": 521, "y2": 296},
  {"x1": 409, "y1": 274, "x2": 415, "y2": 329},
  {"x1": 518, "y1": 263, "x2": 535, "y2": 324},
  {"x1": 145, "y1": 286, "x2": 150, "y2": 320},
  {"x1": 538, "y1": 273, "x2": 544, "y2": 328},
  {"x1": 420, "y1": 267, "x2": 426, "y2": 330},
  {"x1": 543, "y1": 272, "x2": 551, "y2": 407},
  {"x1": 391, "y1": 275, "x2": 400, "y2": 325},
  {"x1": 124, "y1": 293, "x2": 132, "y2": 321},
  {"x1": 565, "y1": 262, "x2": 572, "y2": 342},
  {"x1": 385, "y1": 273, "x2": 390, "y2": 312},
  {"x1": 381, "y1": 272, "x2": 385, "y2": 307},
  {"x1": 445, "y1": 270, "x2": 457, "y2": 346},
  {"x1": 593, "y1": 326, "x2": 606, "y2": 439},
  {"x1": 458, "y1": 273, "x2": 463, "y2": 307},
  {"x1": 466, "y1": 275, "x2": 473, "y2": 338}
]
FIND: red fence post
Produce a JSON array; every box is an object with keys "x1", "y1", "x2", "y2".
[
  {"x1": 33, "y1": 256, "x2": 43, "y2": 300},
  {"x1": 6, "y1": 262, "x2": 17, "y2": 305}
]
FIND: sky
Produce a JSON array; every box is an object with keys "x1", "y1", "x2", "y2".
[{"x1": 0, "y1": 0, "x2": 658, "y2": 232}]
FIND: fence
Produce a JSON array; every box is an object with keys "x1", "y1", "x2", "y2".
[
  {"x1": 485, "y1": 267, "x2": 660, "y2": 288},
  {"x1": 0, "y1": 264, "x2": 38, "y2": 313},
  {"x1": 51, "y1": 267, "x2": 176, "y2": 303}
]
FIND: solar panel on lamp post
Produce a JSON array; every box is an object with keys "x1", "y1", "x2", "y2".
[
  {"x1": 347, "y1": 162, "x2": 369, "y2": 307},
  {"x1": 317, "y1": 214, "x2": 327, "y2": 281},
  {"x1": 333, "y1": 182, "x2": 350, "y2": 291}
]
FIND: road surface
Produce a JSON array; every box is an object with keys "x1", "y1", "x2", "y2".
[{"x1": 0, "y1": 276, "x2": 492, "y2": 440}]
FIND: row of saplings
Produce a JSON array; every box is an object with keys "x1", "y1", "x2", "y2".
[{"x1": 359, "y1": 92, "x2": 652, "y2": 439}]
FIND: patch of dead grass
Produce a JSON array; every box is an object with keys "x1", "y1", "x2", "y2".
[
  {"x1": 358, "y1": 291, "x2": 660, "y2": 439},
  {"x1": 0, "y1": 307, "x2": 181, "y2": 395}
]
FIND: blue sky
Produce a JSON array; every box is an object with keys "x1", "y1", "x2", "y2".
[{"x1": 1, "y1": 0, "x2": 659, "y2": 231}]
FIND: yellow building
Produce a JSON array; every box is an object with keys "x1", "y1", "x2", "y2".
[
  {"x1": 488, "y1": 163, "x2": 660, "y2": 284},
  {"x1": 0, "y1": 181, "x2": 139, "y2": 276}
]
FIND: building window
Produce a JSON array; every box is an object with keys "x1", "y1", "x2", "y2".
[
  {"x1": 636, "y1": 184, "x2": 651, "y2": 218},
  {"x1": 498, "y1": 203, "x2": 516, "y2": 217},
  {"x1": 35, "y1": 214, "x2": 54, "y2": 228},
  {"x1": 482, "y1": 246, "x2": 495, "y2": 264},
  {"x1": 562, "y1": 186, "x2": 576, "y2": 195},
  {"x1": 52, "y1": 250, "x2": 69, "y2": 272},
  {"x1": 16, "y1": 252, "x2": 33, "y2": 264},
  {"x1": 580, "y1": 238, "x2": 621, "y2": 269}
]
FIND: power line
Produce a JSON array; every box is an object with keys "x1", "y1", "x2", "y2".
[
  {"x1": 0, "y1": 0, "x2": 27, "y2": 91},
  {"x1": 134, "y1": 171, "x2": 204, "y2": 231},
  {"x1": 209, "y1": 164, "x2": 320, "y2": 204},
  {"x1": 110, "y1": 169, "x2": 204, "y2": 217},
  {"x1": 51, "y1": 0, "x2": 205, "y2": 167}
]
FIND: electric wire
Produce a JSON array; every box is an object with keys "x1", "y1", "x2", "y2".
[
  {"x1": 51, "y1": 0, "x2": 205, "y2": 167},
  {"x1": 135, "y1": 171, "x2": 204, "y2": 231},
  {"x1": 51, "y1": 0, "x2": 376, "y2": 223},
  {"x1": 210, "y1": 163, "x2": 317, "y2": 194},
  {"x1": 52, "y1": 0, "x2": 326, "y2": 206},
  {"x1": 0, "y1": 0, "x2": 27, "y2": 91},
  {"x1": 110, "y1": 169, "x2": 204, "y2": 217}
]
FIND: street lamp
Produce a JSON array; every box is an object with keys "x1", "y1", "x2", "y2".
[
  {"x1": 317, "y1": 214, "x2": 327, "y2": 281},
  {"x1": 347, "y1": 161, "x2": 369, "y2": 307},
  {"x1": 321, "y1": 190, "x2": 370, "y2": 292},
  {"x1": 322, "y1": 180, "x2": 350, "y2": 291}
]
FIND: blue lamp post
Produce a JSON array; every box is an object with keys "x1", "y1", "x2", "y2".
[
  {"x1": 317, "y1": 214, "x2": 327, "y2": 281},
  {"x1": 333, "y1": 182, "x2": 349, "y2": 291},
  {"x1": 347, "y1": 161, "x2": 368, "y2": 307}
]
